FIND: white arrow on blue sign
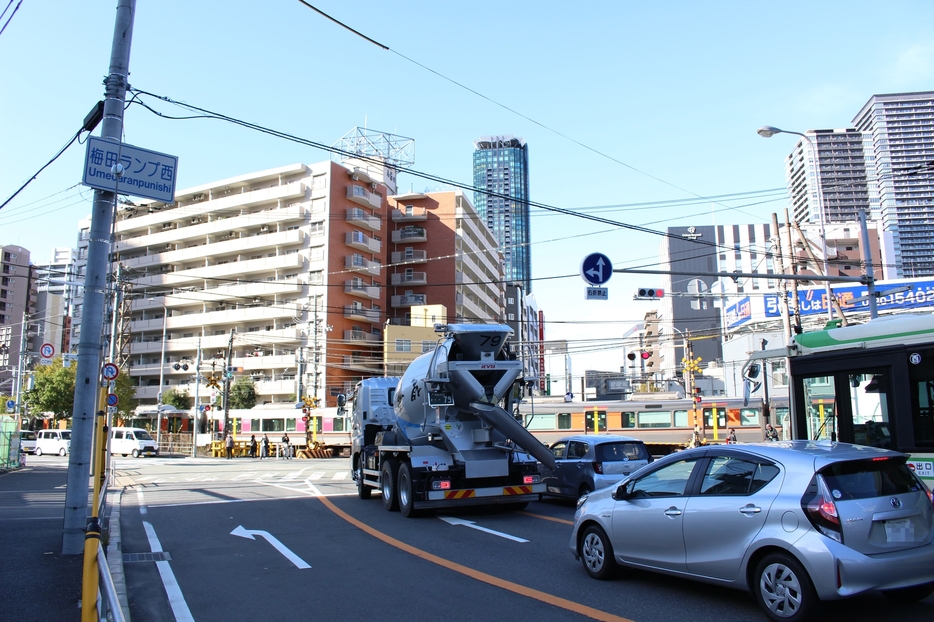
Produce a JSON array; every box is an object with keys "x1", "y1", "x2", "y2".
[
  {"x1": 5, "y1": 399, "x2": 14, "y2": 412},
  {"x1": 581, "y1": 253, "x2": 613, "y2": 286}
]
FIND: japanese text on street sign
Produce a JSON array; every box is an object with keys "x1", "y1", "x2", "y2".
[{"x1": 82, "y1": 137, "x2": 178, "y2": 203}]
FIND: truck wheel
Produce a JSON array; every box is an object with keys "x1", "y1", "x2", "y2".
[
  {"x1": 381, "y1": 459, "x2": 399, "y2": 511},
  {"x1": 356, "y1": 460, "x2": 371, "y2": 499},
  {"x1": 398, "y1": 462, "x2": 418, "y2": 517}
]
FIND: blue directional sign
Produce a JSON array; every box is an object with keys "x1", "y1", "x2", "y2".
[
  {"x1": 5, "y1": 399, "x2": 14, "y2": 412},
  {"x1": 581, "y1": 253, "x2": 613, "y2": 286},
  {"x1": 82, "y1": 137, "x2": 178, "y2": 202}
]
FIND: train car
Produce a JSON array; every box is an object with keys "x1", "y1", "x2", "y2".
[
  {"x1": 515, "y1": 395, "x2": 780, "y2": 455},
  {"x1": 220, "y1": 405, "x2": 352, "y2": 455}
]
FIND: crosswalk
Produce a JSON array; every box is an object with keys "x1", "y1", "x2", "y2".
[{"x1": 126, "y1": 469, "x2": 349, "y2": 485}]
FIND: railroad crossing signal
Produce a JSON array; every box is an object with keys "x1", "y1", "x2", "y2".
[
  {"x1": 682, "y1": 355, "x2": 703, "y2": 374},
  {"x1": 206, "y1": 374, "x2": 221, "y2": 389}
]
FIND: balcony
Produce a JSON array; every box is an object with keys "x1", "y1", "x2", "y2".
[
  {"x1": 343, "y1": 355, "x2": 382, "y2": 371},
  {"x1": 345, "y1": 255, "x2": 381, "y2": 276},
  {"x1": 346, "y1": 185, "x2": 382, "y2": 209},
  {"x1": 345, "y1": 231, "x2": 381, "y2": 254},
  {"x1": 391, "y1": 205, "x2": 427, "y2": 222},
  {"x1": 391, "y1": 250, "x2": 427, "y2": 264},
  {"x1": 344, "y1": 305, "x2": 381, "y2": 323},
  {"x1": 346, "y1": 208, "x2": 381, "y2": 232},
  {"x1": 344, "y1": 329, "x2": 379, "y2": 343},
  {"x1": 344, "y1": 280, "x2": 381, "y2": 300},
  {"x1": 391, "y1": 293, "x2": 427, "y2": 308},
  {"x1": 392, "y1": 226, "x2": 427, "y2": 244},
  {"x1": 391, "y1": 272, "x2": 427, "y2": 286}
]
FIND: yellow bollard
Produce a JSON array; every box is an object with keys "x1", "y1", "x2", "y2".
[{"x1": 81, "y1": 408, "x2": 106, "y2": 622}]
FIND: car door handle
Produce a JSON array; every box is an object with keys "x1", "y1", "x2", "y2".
[
  {"x1": 664, "y1": 507, "x2": 682, "y2": 517},
  {"x1": 739, "y1": 505, "x2": 761, "y2": 515}
]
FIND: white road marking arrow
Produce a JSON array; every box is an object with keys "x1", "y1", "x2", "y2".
[
  {"x1": 437, "y1": 516, "x2": 529, "y2": 543},
  {"x1": 230, "y1": 525, "x2": 311, "y2": 568}
]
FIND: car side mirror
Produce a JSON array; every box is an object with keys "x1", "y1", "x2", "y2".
[{"x1": 613, "y1": 480, "x2": 632, "y2": 501}]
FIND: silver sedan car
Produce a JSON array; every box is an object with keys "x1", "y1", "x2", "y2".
[{"x1": 570, "y1": 441, "x2": 934, "y2": 621}]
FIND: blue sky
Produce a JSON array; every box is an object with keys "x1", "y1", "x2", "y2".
[{"x1": 2, "y1": 0, "x2": 933, "y2": 377}]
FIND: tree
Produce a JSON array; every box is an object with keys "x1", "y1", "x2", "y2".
[
  {"x1": 162, "y1": 388, "x2": 191, "y2": 410},
  {"x1": 113, "y1": 370, "x2": 138, "y2": 419},
  {"x1": 24, "y1": 356, "x2": 76, "y2": 422},
  {"x1": 229, "y1": 377, "x2": 257, "y2": 410}
]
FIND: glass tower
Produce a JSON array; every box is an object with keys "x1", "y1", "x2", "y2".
[{"x1": 472, "y1": 136, "x2": 531, "y2": 292}]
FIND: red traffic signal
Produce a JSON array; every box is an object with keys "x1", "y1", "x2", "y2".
[
  {"x1": 302, "y1": 415, "x2": 310, "y2": 422},
  {"x1": 640, "y1": 351, "x2": 651, "y2": 360},
  {"x1": 634, "y1": 288, "x2": 664, "y2": 300},
  {"x1": 693, "y1": 387, "x2": 702, "y2": 403}
]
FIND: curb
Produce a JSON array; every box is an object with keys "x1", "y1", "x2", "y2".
[{"x1": 107, "y1": 488, "x2": 131, "y2": 621}]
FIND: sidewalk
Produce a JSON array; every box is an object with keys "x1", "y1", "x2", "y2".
[{"x1": 0, "y1": 462, "x2": 94, "y2": 621}]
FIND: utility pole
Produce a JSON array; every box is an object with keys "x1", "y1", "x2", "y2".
[
  {"x1": 12, "y1": 310, "x2": 29, "y2": 421},
  {"x1": 192, "y1": 338, "x2": 201, "y2": 457},
  {"x1": 222, "y1": 329, "x2": 234, "y2": 435},
  {"x1": 296, "y1": 346, "x2": 304, "y2": 402},
  {"x1": 63, "y1": 0, "x2": 136, "y2": 556}
]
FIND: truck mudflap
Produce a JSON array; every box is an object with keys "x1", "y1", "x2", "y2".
[{"x1": 427, "y1": 482, "x2": 545, "y2": 501}]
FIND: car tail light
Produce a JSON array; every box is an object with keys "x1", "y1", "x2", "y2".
[
  {"x1": 593, "y1": 461, "x2": 603, "y2": 475},
  {"x1": 802, "y1": 475, "x2": 843, "y2": 543}
]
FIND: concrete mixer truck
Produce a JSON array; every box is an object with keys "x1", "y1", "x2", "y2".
[{"x1": 350, "y1": 323, "x2": 556, "y2": 517}]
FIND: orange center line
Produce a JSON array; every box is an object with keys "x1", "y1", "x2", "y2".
[
  {"x1": 317, "y1": 496, "x2": 632, "y2": 622},
  {"x1": 519, "y1": 510, "x2": 575, "y2": 525}
]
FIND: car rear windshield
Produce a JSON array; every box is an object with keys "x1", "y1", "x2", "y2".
[
  {"x1": 819, "y1": 457, "x2": 922, "y2": 501},
  {"x1": 60, "y1": 431, "x2": 72, "y2": 440},
  {"x1": 596, "y1": 442, "x2": 649, "y2": 462}
]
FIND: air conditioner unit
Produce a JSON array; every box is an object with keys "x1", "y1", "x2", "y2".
[
  {"x1": 352, "y1": 174, "x2": 359, "y2": 181},
  {"x1": 191, "y1": 218, "x2": 200, "y2": 224},
  {"x1": 370, "y1": 182, "x2": 377, "y2": 190},
  {"x1": 260, "y1": 226, "x2": 269, "y2": 232}
]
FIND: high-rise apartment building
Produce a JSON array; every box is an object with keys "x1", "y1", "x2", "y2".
[
  {"x1": 386, "y1": 189, "x2": 504, "y2": 327},
  {"x1": 853, "y1": 91, "x2": 934, "y2": 277},
  {"x1": 784, "y1": 128, "x2": 876, "y2": 226},
  {"x1": 120, "y1": 160, "x2": 393, "y2": 409},
  {"x1": 0, "y1": 245, "x2": 36, "y2": 401},
  {"x1": 472, "y1": 136, "x2": 531, "y2": 292},
  {"x1": 34, "y1": 247, "x2": 77, "y2": 356}
]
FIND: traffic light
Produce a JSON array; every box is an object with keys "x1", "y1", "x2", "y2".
[
  {"x1": 634, "y1": 288, "x2": 664, "y2": 300},
  {"x1": 173, "y1": 362, "x2": 189, "y2": 371},
  {"x1": 627, "y1": 352, "x2": 636, "y2": 362},
  {"x1": 640, "y1": 351, "x2": 652, "y2": 360},
  {"x1": 693, "y1": 387, "x2": 703, "y2": 404}
]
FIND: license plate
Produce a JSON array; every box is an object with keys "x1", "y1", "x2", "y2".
[{"x1": 884, "y1": 518, "x2": 914, "y2": 543}]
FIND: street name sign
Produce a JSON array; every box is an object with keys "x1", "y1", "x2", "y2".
[{"x1": 82, "y1": 137, "x2": 178, "y2": 203}]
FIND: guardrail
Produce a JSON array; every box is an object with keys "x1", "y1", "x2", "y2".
[{"x1": 97, "y1": 541, "x2": 127, "y2": 622}]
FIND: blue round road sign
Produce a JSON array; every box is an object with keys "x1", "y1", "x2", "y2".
[
  {"x1": 581, "y1": 253, "x2": 613, "y2": 286},
  {"x1": 106, "y1": 393, "x2": 118, "y2": 407}
]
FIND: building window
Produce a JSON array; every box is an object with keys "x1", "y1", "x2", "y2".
[
  {"x1": 421, "y1": 341, "x2": 436, "y2": 353},
  {"x1": 310, "y1": 246, "x2": 325, "y2": 261},
  {"x1": 310, "y1": 222, "x2": 325, "y2": 236},
  {"x1": 395, "y1": 339, "x2": 411, "y2": 352},
  {"x1": 309, "y1": 271, "x2": 323, "y2": 285},
  {"x1": 311, "y1": 197, "x2": 326, "y2": 212},
  {"x1": 312, "y1": 175, "x2": 326, "y2": 189}
]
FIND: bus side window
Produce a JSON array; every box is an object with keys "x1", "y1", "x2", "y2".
[
  {"x1": 622, "y1": 412, "x2": 636, "y2": 428},
  {"x1": 908, "y1": 349, "x2": 934, "y2": 445}
]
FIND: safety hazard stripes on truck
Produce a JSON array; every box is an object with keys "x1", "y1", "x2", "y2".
[{"x1": 431, "y1": 483, "x2": 544, "y2": 501}]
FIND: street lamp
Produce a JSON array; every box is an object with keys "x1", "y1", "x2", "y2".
[{"x1": 758, "y1": 125, "x2": 834, "y2": 320}]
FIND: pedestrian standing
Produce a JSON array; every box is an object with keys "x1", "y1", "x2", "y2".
[
  {"x1": 249, "y1": 435, "x2": 257, "y2": 458},
  {"x1": 727, "y1": 428, "x2": 737, "y2": 444},
  {"x1": 225, "y1": 431, "x2": 234, "y2": 459},
  {"x1": 261, "y1": 434, "x2": 269, "y2": 459},
  {"x1": 282, "y1": 433, "x2": 291, "y2": 459},
  {"x1": 765, "y1": 423, "x2": 779, "y2": 442}
]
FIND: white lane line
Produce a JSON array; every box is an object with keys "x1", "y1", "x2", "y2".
[
  {"x1": 137, "y1": 489, "x2": 147, "y2": 515},
  {"x1": 142, "y1": 521, "x2": 195, "y2": 622},
  {"x1": 437, "y1": 516, "x2": 529, "y2": 543},
  {"x1": 230, "y1": 526, "x2": 311, "y2": 569},
  {"x1": 308, "y1": 472, "x2": 324, "y2": 480},
  {"x1": 233, "y1": 472, "x2": 257, "y2": 480},
  {"x1": 331, "y1": 472, "x2": 347, "y2": 481}
]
